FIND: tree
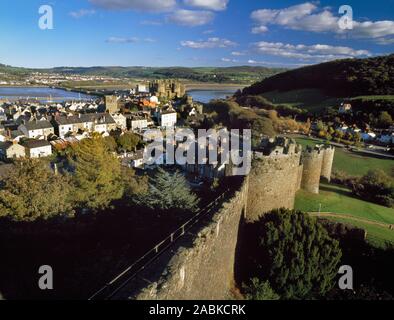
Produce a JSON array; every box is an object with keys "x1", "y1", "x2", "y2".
[
  {"x1": 135, "y1": 167, "x2": 199, "y2": 212},
  {"x1": 116, "y1": 132, "x2": 141, "y2": 152},
  {"x1": 122, "y1": 167, "x2": 149, "y2": 198},
  {"x1": 243, "y1": 278, "x2": 280, "y2": 300},
  {"x1": 248, "y1": 209, "x2": 342, "y2": 300},
  {"x1": 0, "y1": 159, "x2": 74, "y2": 221},
  {"x1": 103, "y1": 136, "x2": 117, "y2": 152},
  {"x1": 71, "y1": 134, "x2": 124, "y2": 210},
  {"x1": 352, "y1": 170, "x2": 394, "y2": 207},
  {"x1": 378, "y1": 111, "x2": 393, "y2": 128}
]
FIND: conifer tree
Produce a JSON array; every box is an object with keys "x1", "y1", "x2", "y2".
[
  {"x1": 135, "y1": 167, "x2": 198, "y2": 212},
  {"x1": 71, "y1": 134, "x2": 123, "y2": 210},
  {"x1": 250, "y1": 209, "x2": 342, "y2": 299}
]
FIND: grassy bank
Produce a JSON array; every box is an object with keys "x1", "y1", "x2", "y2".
[
  {"x1": 295, "y1": 137, "x2": 393, "y2": 176},
  {"x1": 295, "y1": 182, "x2": 394, "y2": 248}
]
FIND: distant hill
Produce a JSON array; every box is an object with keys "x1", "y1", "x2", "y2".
[
  {"x1": 45, "y1": 66, "x2": 286, "y2": 84},
  {"x1": 0, "y1": 64, "x2": 286, "y2": 84},
  {"x1": 242, "y1": 54, "x2": 394, "y2": 97}
]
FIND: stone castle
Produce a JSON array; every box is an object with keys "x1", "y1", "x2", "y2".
[
  {"x1": 149, "y1": 80, "x2": 186, "y2": 100},
  {"x1": 113, "y1": 138, "x2": 335, "y2": 300}
]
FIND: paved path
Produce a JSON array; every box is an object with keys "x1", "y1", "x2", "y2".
[{"x1": 309, "y1": 212, "x2": 394, "y2": 230}]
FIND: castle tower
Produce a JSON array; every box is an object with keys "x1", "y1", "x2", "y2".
[
  {"x1": 321, "y1": 146, "x2": 335, "y2": 182},
  {"x1": 301, "y1": 147, "x2": 324, "y2": 194},
  {"x1": 246, "y1": 138, "x2": 302, "y2": 222},
  {"x1": 105, "y1": 95, "x2": 119, "y2": 114}
]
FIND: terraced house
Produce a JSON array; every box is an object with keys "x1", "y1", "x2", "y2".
[
  {"x1": 51, "y1": 113, "x2": 117, "y2": 138},
  {"x1": 18, "y1": 120, "x2": 54, "y2": 140}
]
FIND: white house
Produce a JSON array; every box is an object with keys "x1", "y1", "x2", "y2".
[
  {"x1": 129, "y1": 116, "x2": 148, "y2": 131},
  {"x1": 159, "y1": 110, "x2": 177, "y2": 128},
  {"x1": 130, "y1": 150, "x2": 145, "y2": 168},
  {"x1": 21, "y1": 140, "x2": 53, "y2": 158},
  {"x1": 112, "y1": 113, "x2": 127, "y2": 130},
  {"x1": 18, "y1": 120, "x2": 54, "y2": 140},
  {"x1": 53, "y1": 113, "x2": 117, "y2": 138}
]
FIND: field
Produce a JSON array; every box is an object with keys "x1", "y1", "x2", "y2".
[
  {"x1": 295, "y1": 137, "x2": 394, "y2": 177},
  {"x1": 295, "y1": 183, "x2": 394, "y2": 248},
  {"x1": 351, "y1": 95, "x2": 394, "y2": 102},
  {"x1": 261, "y1": 89, "x2": 394, "y2": 114},
  {"x1": 261, "y1": 89, "x2": 341, "y2": 113}
]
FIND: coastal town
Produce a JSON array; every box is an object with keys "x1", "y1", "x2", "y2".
[
  {"x1": 0, "y1": 79, "x2": 225, "y2": 179},
  {"x1": 1, "y1": 0, "x2": 394, "y2": 305}
]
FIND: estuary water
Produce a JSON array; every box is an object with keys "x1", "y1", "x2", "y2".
[
  {"x1": 186, "y1": 89, "x2": 237, "y2": 103},
  {"x1": 0, "y1": 87, "x2": 96, "y2": 102}
]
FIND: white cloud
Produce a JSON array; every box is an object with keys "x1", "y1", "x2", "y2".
[
  {"x1": 167, "y1": 9, "x2": 214, "y2": 26},
  {"x1": 141, "y1": 20, "x2": 163, "y2": 26},
  {"x1": 247, "y1": 59, "x2": 308, "y2": 67},
  {"x1": 89, "y1": 0, "x2": 175, "y2": 12},
  {"x1": 231, "y1": 51, "x2": 245, "y2": 56},
  {"x1": 251, "y1": 2, "x2": 337, "y2": 33},
  {"x1": 221, "y1": 57, "x2": 237, "y2": 63},
  {"x1": 184, "y1": 0, "x2": 229, "y2": 11},
  {"x1": 251, "y1": 26, "x2": 268, "y2": 34},
  {"x1": 106, "y1": 37, "x2": 139, "y2": 43},
  {"x1": 181, "y1": 37, "x2": 237, "y2": 48},
  {"x1": 350, "y1": 20, "x2": 394, "y2": 39},
  {"x1": 253, "y1": 41, "x2": 371, "y2": 62},
  {"x1": 250, "y1": 2, "x2": 394, "y2": 43},
  {"x1": 69, "y1": 9, "x2": 96, "y2": 18},
  {"x1": 106, "y1": 37, "x2": 156, "y2": 44}
]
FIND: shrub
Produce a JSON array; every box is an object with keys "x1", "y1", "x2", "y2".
[{"x1": 246, "y1": 209, "x2": 342, "y2": 300}]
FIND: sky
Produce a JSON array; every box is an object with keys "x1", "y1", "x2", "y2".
[{"x1": 0, "y1": 0, "x2": 393, "y2": 68}]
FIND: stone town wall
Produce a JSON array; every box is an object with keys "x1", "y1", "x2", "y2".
[
  {"x1": 124, "y1": 178, "x2": 249, "y2": 300},
  {"x1": 119, "y1": 138, "x2": 335, "y2": 300}
]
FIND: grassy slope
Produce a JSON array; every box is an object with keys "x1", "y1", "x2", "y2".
[
  {"x1": 261, "y1": 90, "x2": 394, "y2": 114},
  {"x1": 261, "y1": 89, "x2": 341, "y2": 113},
  {"x1": 295, "y1": 183, "x2": 394, "y2": 248},
  {"x1": 295, "y1": 137, "x2": 394, "y2": 176}
]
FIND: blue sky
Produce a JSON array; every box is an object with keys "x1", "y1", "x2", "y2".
[{"x1": 0, "y1": 0, "x2": 393, "y2": 68}]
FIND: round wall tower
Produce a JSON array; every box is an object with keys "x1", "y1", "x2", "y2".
[
  {"x1": 301, "y1": 148, "x2": 324, "y2": 194},
  {"x1": 247, "y1": 151, "x2": 302, "y2": 222},
  {"x1": 321, "y1": 146, "x2": 335, "y2": 182}
]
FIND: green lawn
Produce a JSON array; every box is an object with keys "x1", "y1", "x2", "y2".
[
  {"x1": 295, "y1": 137, "x2": 394, "y2": 177},
  {"x1": 351, "y1": 95, "x2": 394, "y2": 102},
  {"x1": 261, "y1": 89, "x2": 341, "y2": 113},
  {"x1": 295, "y1": 183, "x2": 394, "y2": 248},
  {"x1": 326, "y1": 217, "x2": 394, "y2": 249}
]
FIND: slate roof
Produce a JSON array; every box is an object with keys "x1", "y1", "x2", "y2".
[
  {"x1": 54, "y1": 113, "x2": 116, "y2": 126},
  {"x1": 22, "y1": 120, "x2": 53, "y2": 131},
  {"x1": 21, "y1": 140, "x2": 52, "y2": 149}
]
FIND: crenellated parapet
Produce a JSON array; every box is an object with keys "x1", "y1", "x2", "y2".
[{"x1": 247, "y1": 137, "x2": 303, "y2": 222}]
